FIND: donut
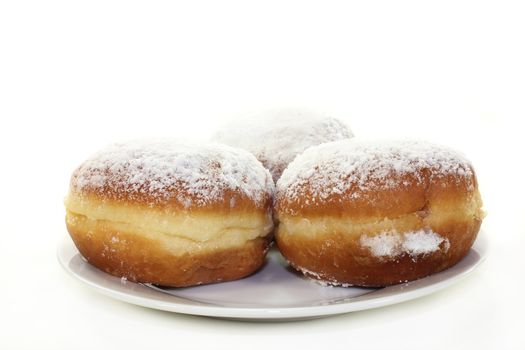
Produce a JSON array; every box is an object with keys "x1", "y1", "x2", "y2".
[
  {"x1": 212, "y1": 108, "x2": 354, "y2": 181},
  {"x1": 275, "y1": 139, "x2": 484, "y2": 287},
  {"x1": 64, "y1": 140, "x2": 274, "y2": 287}
]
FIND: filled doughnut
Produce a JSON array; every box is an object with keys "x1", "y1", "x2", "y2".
[
  {"x1": 212, "y1": 108, "x2": 353, "y2": 181},
  {"x1": 275, "y1": 139, "x2": 484, "y2": 287},
  {"x1": 65, "y1": 140, "x2": 274, "y2": 287}
]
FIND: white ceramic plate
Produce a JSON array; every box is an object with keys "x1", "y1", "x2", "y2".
[{"x1": 57, "y1": 232, "x2": 487, "y2": 321}]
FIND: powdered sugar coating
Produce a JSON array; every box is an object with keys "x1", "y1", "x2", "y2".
[
  {"x1": 277, "y1": 139, "x2": 475, "y2": 207},
  {"x1": 295, "y1": 265, "x2": 354, "y2": 288},
  {"x1": 71, "y1": 139, "x2": 274, "y2": 208},
  {"x1": 360, "y1": 229, "x2": 450, "y2": 259},
  {"x1": 211, "y1": 108, "x2": 354, "y2": 181}
]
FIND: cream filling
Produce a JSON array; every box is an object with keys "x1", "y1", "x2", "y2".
[{"x1": 65, "y1": 193, "x2": 274, "y2": 250}]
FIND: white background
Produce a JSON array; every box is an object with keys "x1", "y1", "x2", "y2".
[{"x1": 1, "y1": 1, "x2": 524, "y2": 349}]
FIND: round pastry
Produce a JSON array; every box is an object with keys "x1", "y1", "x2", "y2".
[
  {"x1": 275, "y1": 139, "x2": 484, "y2": 287},
  {"x1": 212, "y1": 108, "x2": 354, "y2": 181},
  {"x1": 65, "y1": 140, "x2": 274, "y2": 287}
]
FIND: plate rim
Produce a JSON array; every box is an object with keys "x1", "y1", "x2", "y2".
[{"x1": 57, "y1": 231, "x2": 487, "y2": 320}]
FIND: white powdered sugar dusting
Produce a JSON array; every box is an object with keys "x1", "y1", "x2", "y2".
[
  {"x1": 71, "y1": 139, "x2": 274, "y2": 207},
  {"x1": 359, "y1": 232, "x2": 401, "y2": 257},
  {"x1": 211, "y1": 107, "x2": 353, "y2": 181},
  {"x1": 277, "y1": 139, "x2": 474, "y2": 204},
  {"x1": 295, "y1": 264, "x2": 325, "y2": 280},
  {"x1": 402, "y1": 230, "x2": 447, "y2": 255},
  {"x1": 360, "y1": 228, "x2": 449, "y2": 258},
  {"x1": 295, "y1": 264, "x2": 354, "y2": 287}
]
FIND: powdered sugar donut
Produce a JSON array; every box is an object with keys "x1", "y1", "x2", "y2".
[
  {"x1": 65, "y1": 139, "x2": 274, "y2": 287},
  {"x1": 275, "y1": 139, "x2": 484, "y2": 287},
  {"x1": 212, "y1": 108, "x2": 354, "y2": 181}
]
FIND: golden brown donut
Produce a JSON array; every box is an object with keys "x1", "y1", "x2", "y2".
[
  {"x1": 275, "y1": 139, "x2": 484, "y2": 287},
  {"x1": 65, "y1": 140, "x2": 274, "y2": 287}
]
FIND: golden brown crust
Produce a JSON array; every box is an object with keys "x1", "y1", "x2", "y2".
[
  {"x1": 70, "y1": 186, "x2": 273, "y2": 214},
  {"x1": 67, "y1": 216, "x2": 272, "y2": 287},
  {"x1": 276, "y1": 168, "x2": 478, "y2": 219},
  {"x1": 276, "y1": 218, "x2": 481, "y2": 287}
]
